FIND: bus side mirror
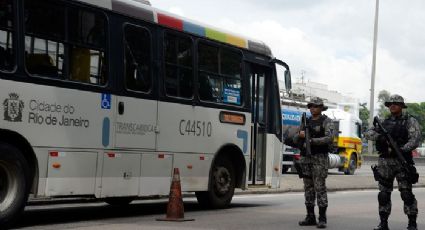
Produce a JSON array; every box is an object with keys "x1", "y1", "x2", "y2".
[
  {"x1": 284, "y1": 70, "x2": 292, "y2": 91},
  {"x1": 270, "y1": 58, "x2": 291, "y2": 92}
]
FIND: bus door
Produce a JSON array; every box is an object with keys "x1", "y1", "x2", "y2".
[
  {"x1": 101, "y1": 23, "x2": 158, "y2": 198},
  {"x1": 114, "y1": 23, "x2": 158, "y2": 151},
  {"x1": 248, "y1": 63, "x2": 270, "y2": 185}
]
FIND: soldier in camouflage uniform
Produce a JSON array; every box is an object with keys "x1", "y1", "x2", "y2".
[
  {"x1": 364, "y1": 94, "x2": 421, "y2": 230},
  {"x1": 293, "y1": 97, "x2": 334, "y2": 229}
]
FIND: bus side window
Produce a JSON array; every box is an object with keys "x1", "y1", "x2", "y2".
[
  {"x1": 198, "y1": 43, "x2": 219, "y2": 102},
  {"x1": 26, "y1": 53, "x2": 58, "y2": 77},
  {"x1": 0, "y1": 46, "x2": 6, "y2": 69},
  {"x1": 24, "y1": 0, "x2": 65, "y2": 78},
  {"x1": 221, "y1": 49, "x2": 242, "y2": 105},
  {"x1": 69, "y1": 47, "x2": 91, "y2": 83},
  {"x1": 68, "y1": 7, "x2": 107, "y2": 85},
  {"x1": 0, "y1": 0, "x2": 15, "y2": 72},
  {"x1": 208, "y1": 75, "x2": 223, "y2": 102},
  {"x1": 0, "y1": 41, "x2": 13, "y2": 71},
  {"x1": 198, "y1": 72, "x2": 215, "y2": 101},
  {"x1": 198, "y1": 42, "x2": 242, "y2": 105},
  {"x1": 24, "y1": 0, "x2": 107, "y2": 84},
  {"x1": 124, "y1": 24, "x2": 151, "y2": 92},
  {"x1": 164, "y1": 32, "x2": 194, "y2": 98}
]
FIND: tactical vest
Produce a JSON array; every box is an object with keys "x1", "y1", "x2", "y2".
[
  {"x1": 308, "y1": 115, "x2": 329, "y2": 154},
  {"x1": 382, "y1": 114, "x2": 412, "y2": 162}
]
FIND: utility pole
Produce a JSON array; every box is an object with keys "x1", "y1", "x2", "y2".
[
  {"x1": 368, "y1": 0, "x2": 379, "y2": 155},
  {"x1": 300, "y1": 70, "x2": 306, "y2": 84}
]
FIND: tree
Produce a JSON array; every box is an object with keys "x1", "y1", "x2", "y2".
[
  {"x1": 359, "y1": 102, "x2": 370, "y2": 131},
  {"x1": 406, "y1": 102, "x2": 425, "y2": 142},
  {"x1": 377, "y1": 90, "x2": 391, "y2": 118}
]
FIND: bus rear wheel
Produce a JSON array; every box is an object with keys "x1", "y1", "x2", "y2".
[
  {"x1": 196, "y1": 157, "x2": 235, "y2": 209},
  {"x1": 0, "y1": 143, "x2": 30, "y2": 228}
]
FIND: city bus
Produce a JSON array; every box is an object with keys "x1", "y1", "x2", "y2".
[{"x1": 0, "y1": 0, "x2": 291, "y2": 226}]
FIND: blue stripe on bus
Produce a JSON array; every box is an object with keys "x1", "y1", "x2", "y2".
[
  {"x1": 237, "y1": 129, "x2": 248, "y2": 154},
  {"x1": 102, "y1": 117, "x2": 110, "y2": 147},
  {"x1": 183, "y1": 21, "x2": 205, "y2": 37}
]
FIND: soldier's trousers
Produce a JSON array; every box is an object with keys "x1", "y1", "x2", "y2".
[
  {"x1": 377, "y1": 158, "x2": 418, "y2": 216},
  {"x1": 300, "y1": 154, "x2": 329, "y2": 208}
]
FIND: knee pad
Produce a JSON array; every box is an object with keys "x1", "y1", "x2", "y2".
[
  {"x1": 378, "y1": 192, "x2": 391, "y2": 205},
  {"x1": 400, "y1": 189, "x2": 415, "y2": 206}
]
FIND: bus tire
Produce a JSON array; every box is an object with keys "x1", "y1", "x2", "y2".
[
  {"x1": 0, "y1": 142, "x2": 30, "y2": 228},
  {"x1": 105, "y1": 197, "x2": 134, "y2": 206},
  {"x1": 344, "y1": 154, "x2": 356, "y2": 175},
  {"x1": 196, "y1": 157, "x2": 235, "y2": 209}
]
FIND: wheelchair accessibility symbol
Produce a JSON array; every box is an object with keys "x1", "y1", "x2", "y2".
[{"x1": 101, "y1": 93, "x2": 111, "y2": 110}]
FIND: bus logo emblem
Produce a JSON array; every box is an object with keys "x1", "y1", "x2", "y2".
[{"x1": 3, "y1": 93, "x2": 24, "y2": 122}]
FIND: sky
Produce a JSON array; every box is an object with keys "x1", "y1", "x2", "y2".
[{"x1": 149, "y1": 0, "x2": 425, "y2": 105}]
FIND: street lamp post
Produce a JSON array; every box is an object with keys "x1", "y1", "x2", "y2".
[{"x1": 368, "y1": 0, "x2": 379, "y2": 155}]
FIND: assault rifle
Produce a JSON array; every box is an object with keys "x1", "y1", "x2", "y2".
[
  {"x1": 294, "y1": 112, "x2": 312, "y2": 179},
  {"x1": 372, "y1": 116, "x2": 419, "y2": 184},
  {"x1": 302, "y1": 112, "x2": 312, "y2": 156}
]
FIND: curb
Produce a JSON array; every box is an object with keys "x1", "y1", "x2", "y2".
[
  {"x1": 363, "y1": 155, "x2": 425, "y2": 164},
  {"x1": 28, "y1": 184, "x2": 425, "y2": 206},
  {"x1": 235, "y1": 184, "x2": 425, "y2": 195}
]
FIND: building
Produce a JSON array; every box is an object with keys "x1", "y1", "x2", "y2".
[{"x1": 279, "y1": 80, "x2": 360, "y2": 116}]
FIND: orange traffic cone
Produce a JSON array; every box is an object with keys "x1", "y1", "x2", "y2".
[{"x1": 156, "y1": 168, "x2": 194, "y2": 221}]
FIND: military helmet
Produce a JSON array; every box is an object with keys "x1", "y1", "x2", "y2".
[
  {"x1": 384, "y1": 94, "x2": 407, "y2": 108},
  {"x1": 307, "y1": 97, "x2": 328, "y2": 111}
]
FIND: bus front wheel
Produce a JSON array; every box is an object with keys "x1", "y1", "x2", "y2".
[
  {"x1": 196, "y1": 157, "x2": 235, "y2": 209},
  {"x1": 0, "y1": 142, "x2": 30, "y2": 228}
]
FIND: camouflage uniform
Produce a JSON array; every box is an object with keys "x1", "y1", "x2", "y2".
[
  {"x1": 293, "y1": 97, "x2": 334, "y2": 228},
  {"x1": 364, "y1": 94, "x2": 422, "y2": 230},
  {"x1": 300, "y1": 153, "x2": 329, "y2": 207}
]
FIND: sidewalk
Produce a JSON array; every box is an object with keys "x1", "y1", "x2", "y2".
[
  {"x1": 238, "y1": 163, "x2": 425, "y2": 195},
  {"x1": 363, "y1": 155, "x2": 425, "y2": 164},
  {"x1": 237, "y1": 174, "x2": 379, "y2": 195}
]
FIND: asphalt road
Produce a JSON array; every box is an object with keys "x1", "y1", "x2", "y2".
[
  {"x1": 12, "y1": 162, "x2": 425, "y2": 229},
  {"x1": 14, "y1": 188, "x2": 425, "y2": 230}
]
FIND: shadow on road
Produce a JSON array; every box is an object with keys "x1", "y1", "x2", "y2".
[
  {"x1": 16, "y1": 200, "x2": 267, "y2": 229},
  {"x1": 283, "y1": 171, "x2": 346, "y2": 176}
]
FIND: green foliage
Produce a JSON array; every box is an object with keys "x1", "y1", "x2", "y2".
[
  {"x1": 406, "y1": 102, "x2": 425, "y2": 142},
  {"x1": 359, "y1": 102, "x2": 370, "y2": 131},
  {"x1": 377, "y1": 90, "x2": 390, "y2": 118}
]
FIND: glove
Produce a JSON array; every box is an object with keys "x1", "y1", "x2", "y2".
[{"x1": 375, "y1": 135, "x2": 389, "y2": 154}]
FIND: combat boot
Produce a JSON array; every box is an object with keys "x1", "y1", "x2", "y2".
[
  {"x1": 407, "y1": 215, "x2": 417, "y2": 230},
  {"x1": 317, "y1": 206, "x2": 327, "y2": 228},
  {"x1": 299, "y1": 205, "x2": 317, "y2": 226},
  {"x1": 373, "y1": 212, "x2": 389, "y2": 230}
]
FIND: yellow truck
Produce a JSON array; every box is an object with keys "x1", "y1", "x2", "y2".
[{"x1": 324, "y1": 109, "x2": 363, "y2": 175}]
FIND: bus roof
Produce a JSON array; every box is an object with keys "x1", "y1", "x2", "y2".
[{"x1": 76, "y1": 0, "x2": 272, "y2": 57}]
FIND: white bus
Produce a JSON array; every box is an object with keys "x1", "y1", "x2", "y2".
[{"x1": 0, "y1": 0, "x2": 292, "y2": 226}]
